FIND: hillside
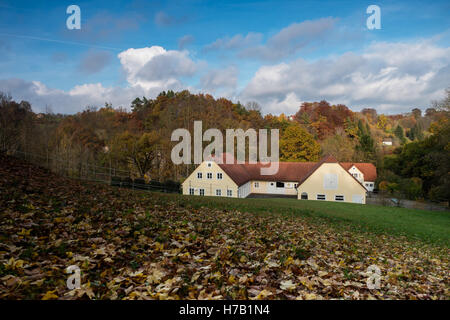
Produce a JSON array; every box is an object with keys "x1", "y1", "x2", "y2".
[
  {"x1": 2, "y1": 89, "x2": 449, "y2": 203},
  {"x1": 0, "y1": 155, "x2": 448, "y2": 300}
]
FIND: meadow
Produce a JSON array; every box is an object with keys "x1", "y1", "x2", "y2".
[
  {"x1": 1, "y1": 155, "x2": 448, "y2": 299},
  {"x1": 147, "y1": 192, "x2": 450, "y2": 247}
]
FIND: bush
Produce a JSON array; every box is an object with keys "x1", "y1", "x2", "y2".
[
  {"x1": 110, "y1": 176, "x2": 121, "y2": 187},
  {"x1": 121, "y1": 177, "x2": 132, "y2": 188},
  {"x1": 133, "y1": 178, "x2": 147, "y2": 190},
  {"x1": 164, "y1": 180, "x2": 181, "y2": 192}
]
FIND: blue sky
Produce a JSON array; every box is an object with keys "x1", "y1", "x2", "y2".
[{"x1": 0, "y1": 0, "x2": 449, "y2": 114}]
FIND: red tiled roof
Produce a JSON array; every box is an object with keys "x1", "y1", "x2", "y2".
[
  {"x1": 218, "y1": 161, "x2": 317, "y2": 186},
  {"x1": 340, "y1": 162, "x2": 377, "y2": 181},
  {"x1": 209, "y1": 154, "x2": 375, "y2": 188}
]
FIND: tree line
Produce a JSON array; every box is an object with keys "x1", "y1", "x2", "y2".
[{"x1": 1, "y1": 88, "x2": 448, "y2": 202}]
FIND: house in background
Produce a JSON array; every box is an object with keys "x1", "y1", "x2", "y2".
[
  {"x1": 382, "y1": 138, "x2": 393, "y2": 146},
  {"x1": 340, "y1": 163, "x2": 377, "y2": 192},
  {"x1": 182, "y1": 154, "x2": 376, "y2": 204}
]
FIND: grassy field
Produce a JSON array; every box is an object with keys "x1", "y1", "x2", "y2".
[
  {"x1": 147, "y1": 192, "x2": 450, "y2": 247},
  {"x1": 1, "y1": 155, "x2": 449, "y2": 299}
]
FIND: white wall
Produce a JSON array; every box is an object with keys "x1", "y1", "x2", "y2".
[{"x1": 238, "y1": 181, "x2": 251, "y2": 198}]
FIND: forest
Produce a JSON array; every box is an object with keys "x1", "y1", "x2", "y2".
[{"x1": 0, "y1": 88, "x2": 449, "y2": 203}]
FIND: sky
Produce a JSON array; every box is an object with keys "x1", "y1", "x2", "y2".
[{"x1": 0, "y1": 0, "x2": 449, "y2": 115}]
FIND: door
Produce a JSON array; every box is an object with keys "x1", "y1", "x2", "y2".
[{"x1": 352, "y1": 195, "x2": 363, "y2": 204}]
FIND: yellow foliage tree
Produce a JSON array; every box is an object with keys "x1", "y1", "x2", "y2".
[{"x1": 280, "y1": 124, "x2": 321, "y2": 162}]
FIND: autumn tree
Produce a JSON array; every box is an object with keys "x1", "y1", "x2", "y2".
[
  {"x1": 294, "y1": 101, "x2": 353, "y2": 139},
  {"x1": 377, "y1": 114, "x2": 388, "y2": 131},
  {"x1": 356, "y1": 119, "x2": 375, "y2": 162},
  {"x1": 412, "y1": 108, "x2": 422, "y2": 119},
  {"x1": 111, "y1": 131, "x2": 162, "y2": 178},
  {"x1": 321, "y1": 131, "x2": 355, "y2": 161},
  {"x1": 279, "y1": 124, "x2": 321, "y2": 162},
  {"x1": 0, "y1": 93, "x2": 33, "y2": 153},
  {"x1": 394, "y1": 125, "x2": 406, "y2": 144}
]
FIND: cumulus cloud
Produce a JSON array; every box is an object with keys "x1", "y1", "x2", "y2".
[
  {"x1": 241, "y1": 40, "x2": 450, "y2": 114},
  {"x1": 243, "y1": 17, "x2": 338, "y2": 60},
  {"x1": 200, "y1": 66, "x2": 238, "y2": 92},
  {"x1": 0, "y1": 78, "x2": 150, "y2": 114},
  {"x1": 118, "y1": 46, "x2": 197, "y2": 90},
  {"x1": 78, "y1": 50, "x2": 112, "y2": 75},
  {"x1": 204, "y1": 18, "x2": 337, "y2": 61},
  {"x1": 2, "y1": 38, "x2": 449, "y2": 116},
  {"x1": 0, "y1": 45, "x2": 199, "y2": 113}
]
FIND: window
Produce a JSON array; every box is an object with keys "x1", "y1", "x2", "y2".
[
  {"x1": 189, "y1": 188, "x2": 194, "y2": 195},
  {"x1": 301, "y1": 192, "x2": 308, "y2": 200},
  {"x1": 254, "y1": 182, "x2": 259, "y2": 188},
  {"x1": 370, "y1": 183, "x2": 373, "y2": 187},
  {"x1": 276, "y1": 182, "x2": 285, "y2": 188},
  {"x1": 216, "y1": 189, "x2": 221, "y2": 196},
  {"x1": 324, "y1": 174, "x2": 338, "y2": 190},
  {"x1": 335, "y1": 195, "x2": 344, "y2": 201},
  {"x1": 207, "y1": 162, "x2": 212, "y2": 167},
  {"x1": 352, "y1": 173, "x2": 358, "y2": 178},
  {"x1": 227, "y1": 190, "x2": 232, "y2": 197},
  {"x1": 199, "y1": 189, "x2": 205, "y2": 196},
  {"x1": 316, "y1": 194, "x2": 326, "y2": 200},
  {"x1": 207, "y1": 173, "x2": 212, "y2": 179},
  {"x1": 197, "y1": 172, "x2": 202, "y2": 179},
  {"x1": 217, "y1": 173, "x2": 223, "y2": 180}
]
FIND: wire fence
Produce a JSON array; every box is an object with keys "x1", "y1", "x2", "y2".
[{"x1": 9, "y1": 150, "x2": 181, "y2": 194}]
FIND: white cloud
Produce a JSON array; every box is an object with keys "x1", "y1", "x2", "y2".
[
  {"x1": 241, "y1": 40, "x2": 450, "y2": 114},
  {"x1": 263, "y1": 92, "x2": 303, "y2": 115},
  {"x1": 0, "y1": 78, "x2": 150, "y2": 114},
  {"x1": 1, "y1": 45, "x2": 200, "y2": 113},
  {"x1": 200, "y1": 66, "x2": 238, "y2": 91},
  {"x1": 1, "y1": 36, "x2": 449, "y2": 116},
  {"x1": 118, "y1": 46, "x2": 197, "y2": 90},
  {"x1": 205, "y1": 18, "x2": 338, "y2": 61}
]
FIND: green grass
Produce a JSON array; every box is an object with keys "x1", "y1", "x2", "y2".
[{"x1": 145, "y1": 192, "x2": 450, "y2": 247}]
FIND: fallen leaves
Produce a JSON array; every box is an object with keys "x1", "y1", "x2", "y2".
[
  {"x1": 280, "y1": 280, "x2": 296, "y2": 291},
  {"x1": 0, "y1": 155, "x2": 449, "y2": 300}
]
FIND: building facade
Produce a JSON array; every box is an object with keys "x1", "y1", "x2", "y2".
[{"x1": 182, "y1": 155, "x2": 376, "y2": 204}]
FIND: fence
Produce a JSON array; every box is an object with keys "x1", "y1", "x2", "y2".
[
  {"x1": 366, "y1": 192, "x2": 449, "y2": 211},
  {"x1": 9, "y1": 150, "x2": 181, "y2": 194}
]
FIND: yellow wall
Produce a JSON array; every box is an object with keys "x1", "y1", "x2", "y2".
[
  {"x1": 297, "y1": 163, "x2": 367, "y2": 204},
  {"x1": 183, "y1": 161, "x2": 367, "y2": 203},
  {"x1": 250, "y1": 180, "x2": 298, "y2": 195},
  {"x1": 182, "y1": 161, "x2": 239, "y2": 198}
]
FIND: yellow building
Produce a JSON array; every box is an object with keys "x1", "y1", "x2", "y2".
[{"x1": 182, "y1": 155, "x2": 376, "y2": 204}]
